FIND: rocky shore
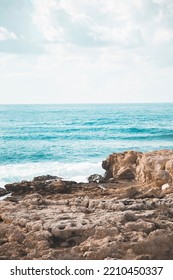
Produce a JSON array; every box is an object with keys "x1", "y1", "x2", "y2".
[{"x1": 1, "y1": 150, "x2": 173, "y2": 260}]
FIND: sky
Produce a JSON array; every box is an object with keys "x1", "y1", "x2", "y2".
[{"x1": 0, "y1": 0, "x2": 173, "y2": 104}]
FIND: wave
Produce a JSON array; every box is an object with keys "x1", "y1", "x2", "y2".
[{"x1": 0, "y1": 161, "x2": 103, "y2": 188}]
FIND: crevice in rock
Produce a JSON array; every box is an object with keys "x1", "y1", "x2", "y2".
[
  {"x1": 49, "y1": 230, "x2": 87, "y2": 249},
  {"x1": 50, "y1": 236, "x2": 64, "y2": 248},
  {"x1": 50, "y1": 236, "x2": 77, "y2": 248}
]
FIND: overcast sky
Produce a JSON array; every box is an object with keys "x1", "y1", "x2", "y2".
[{"x1": 0, "y1": 0, "x2": 173, "y2": 104}]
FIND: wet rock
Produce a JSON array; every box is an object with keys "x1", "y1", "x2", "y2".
[
  {"x1": 33, "y1": 175, "x2": 59, "y2": 182},
  {"x1": 32, "y1": 176, "x2": 68, "y2": 194},
  {"x1": 0, "y1": 188, "x2": 7, "y2": 197},
  {"x1": 5, "y1": 181, "x2": 32, "y2": 193},
  {"x1": 45, "y1": 180, "x2": 67, "y2": 193},
  {"x1": 88, "y1": 174, "x2": 104, "y2": 183}
]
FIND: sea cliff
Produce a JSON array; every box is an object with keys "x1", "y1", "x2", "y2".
[{"x1": 1, "y1": 150, "x2": 173, "y2": 260}]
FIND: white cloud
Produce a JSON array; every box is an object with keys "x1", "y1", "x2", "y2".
[
  {"x1": 154, "y1": 27, "x2": 173, "y2": 43},
  {"x1": 0, "y1": 26, "x2": 17, "y2": 41},
  {"x1": 1, "y1": 0, "x2": 173, "y2": 104},
  {"x1": 32, "y1": 0, "x2": 64, "y2": 42},
  {"x1": 30, "y1": 0, "x2": 173, "y2": 52}
]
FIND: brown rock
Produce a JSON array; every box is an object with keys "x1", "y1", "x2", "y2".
[
  {"x1": 132, "y1": 230, "x2": 173, "y2": 259},
  {"x1": 117, "y1": 166, "x2": 135, "y2": 180},
  {"x1": 125, "y1": 221, "x2": 156, "y2": 234},
  {"x1": 2, "y1": 150, "x2": 173, "y2": 260},
  {"x1": 165, "y1": 160, "x2": 173, "y2": 175},
  {"x1": 154, "y1": 170, "x2": 172, "y2": 187},
  {"x1": 8, "y1": 229, "x2": 25, "y2": 243}
]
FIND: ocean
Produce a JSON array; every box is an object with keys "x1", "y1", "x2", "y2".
[{"x1": 0, "y1": 103, "x2": 173, "y2": 186}]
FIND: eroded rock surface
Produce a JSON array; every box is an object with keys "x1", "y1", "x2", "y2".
[
  {"x1": 103, "y1": 150, "x2": 173, "y2": 188},
  {"x1": 1, "y1": 150, "x2": 173, "y2": 260}
]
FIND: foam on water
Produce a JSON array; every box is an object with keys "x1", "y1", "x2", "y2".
[
  {"x1": 1, "y1": 103, "x2": 173, "y2": 187},
  {"x1": 0, "y1": 161, "x2": 103, "y2": 187}
]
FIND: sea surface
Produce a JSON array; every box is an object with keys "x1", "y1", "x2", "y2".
[{"x1": 0, "y1": 103, "x2": 173, "y2": 186}]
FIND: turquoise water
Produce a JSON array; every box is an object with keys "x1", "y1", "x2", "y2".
[{"x1": 0, "y1": 103, "x2": 173, "y2": 185}]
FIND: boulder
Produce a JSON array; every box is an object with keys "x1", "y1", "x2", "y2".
[
  {"x1": 0, "y1": 188, "x2": 7, "y2": 197},
  {"x1": 88, "y1": 174, "x2": 104, "y2": 183}
]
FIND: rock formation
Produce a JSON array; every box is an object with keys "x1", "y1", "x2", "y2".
[
  {"x1": 1, "y1": 150, "x2": 173, "y2": 260},
  {"x1": 0, "y1": 187, "x2": 7, "y2": 197},
  {"x1": 102, "y1": 150, "x2": 173, "y2": 187}
]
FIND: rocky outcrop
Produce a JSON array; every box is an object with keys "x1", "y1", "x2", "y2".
[
  {"x1": 102, "y1": 150, "x2": 173, "y2": 188},
  {"x1": 102, "y1": 151, "x2": 140, "y2": 181},
  {"x1": 1, "y1": 149, "x2": 173, "y2": 260},
  {"x1": 4, "y1": 177, "x2": 76, "y2": 196}
]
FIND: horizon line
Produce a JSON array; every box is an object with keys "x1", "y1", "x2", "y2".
[{"x1": 0, "y1": 102, "x2": 173, "y2": 105}]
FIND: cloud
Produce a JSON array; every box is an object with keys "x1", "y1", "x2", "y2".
[
  {"x1": 154, "y1": 27, "x2": 173, "y2": 43},
  {"x1": 0, "y1": 26, "x2": 17, "y2": 41},
  {"x1": 0, "y1": 0, "x2": 44, "y2": 54},
  {"x1": 0, "y1": 0, "x2": 173, "y2": 60},
  {"x1": 30, "y1": 0, "x2": 173, "y2": 58},
  {"x1": 1, "y1": 0, "x2": 173, "y2": 104},
  {"x1": 32, "y1": 0, "x2": 64, "y2": 42}
]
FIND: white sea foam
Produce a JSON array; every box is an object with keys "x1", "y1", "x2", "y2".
[{"x1": 0, "y1": 161, "x2": 104, "y2": 187}]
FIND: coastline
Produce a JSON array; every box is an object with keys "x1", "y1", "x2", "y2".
[{"x1": 1, "y1": 149, "x2": 173, "y2": 260}]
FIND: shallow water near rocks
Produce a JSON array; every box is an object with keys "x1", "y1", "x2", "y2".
[{"x1": 1, "y1": 103, "x2": 173, "y2": 186}]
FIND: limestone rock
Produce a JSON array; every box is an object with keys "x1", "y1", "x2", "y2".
[
  {"x1": 154, "y1": 170, "x2": 172, "y2": 187},
  {"x1": 165, "y1": 159, "x2": 173, "y2": 175},
  {"x1": 136, "y1": 150, "x2": 173, "y2": 184},
  {"x1": 102, "y1": 151, "x2": 139, "y2": 180},
  {"x1": 102, "y1": 150, "x2": 173, "y2": 188},
  {"x1": 117, "y1": 166, "x2": 135, "y2": 180},
  {"x1": 161, "y1": 183, "x2": 171, "y2": 191},
  {"x1": 1, "y1": 150, "x2": 173, "y2": 260}
]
